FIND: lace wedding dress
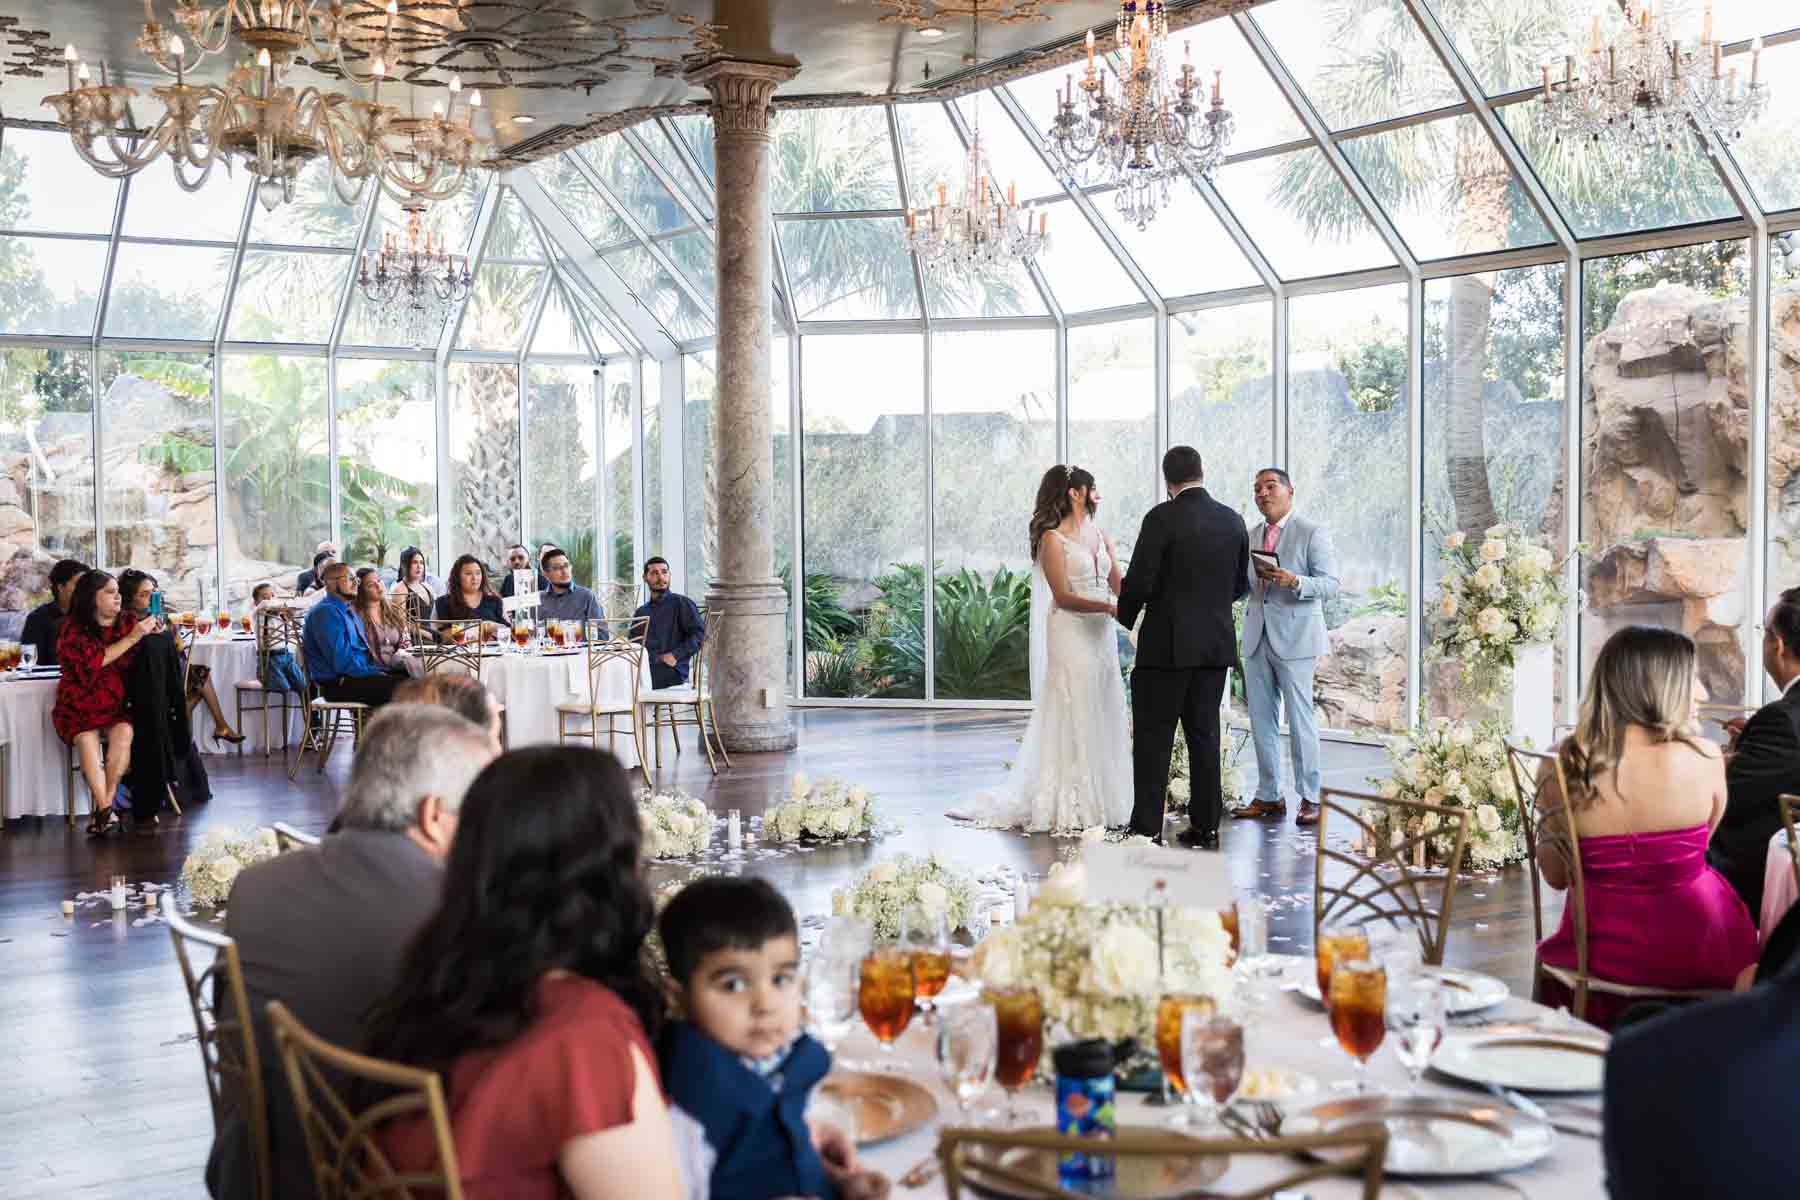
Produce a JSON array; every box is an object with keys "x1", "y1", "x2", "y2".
[{"x1": 961, "y1": 530, "x2": 1133, "y2": 834}]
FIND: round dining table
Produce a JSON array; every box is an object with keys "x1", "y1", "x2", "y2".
[
  {"x1": 188, "y1": 634, "x2": 283, "y2": 756},
  {"x1": 1759, "y1": 829, "x2": 1798, "y2": 941},
  {"x1": 446, "y1": 645, "x2": 654, "y2": 765},
  {"x1": 0, "y1": 674, "x2": 73, "y2": 819},
  {"x1": 849, "y1": 953, "x2": 1606, "y2": 1199}
]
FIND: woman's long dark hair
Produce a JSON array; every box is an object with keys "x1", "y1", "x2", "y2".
[
  {"x1": 1028, "y1": 464, "x2": 1096, "y2": 560},
  {"x1": 116, "y1": 568, "x2": 155, "y2": 612},
  {"x1": 68, "y1": 570, "x2": 116, "y2": 636},
  {"x1": 442, "y1": 554, "x2": 494, "y2": 619},
  {"x1": 362, "y1": 746, "x2": 662, "y2": 1077}
]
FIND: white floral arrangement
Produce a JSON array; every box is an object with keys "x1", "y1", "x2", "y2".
[
  {"x1": 1369, "y1": 717, "x2": 1527, "y2": 871},
  {"x1": 847, "y1": 853, "x2": 979, "y2": 941},
  {"x1": 971, "y1": 859, "x2": 1234, "y2": 1074},
  {"x1": 179, "y1": 826, "x2": 280, "y2": 907},
  {"x1": 1165, "y1": 716, "x2": 1246, "y2": 812},
  {"x1": 1434, "y1": 524, "x2": 1580, "y2": 693},
  {"x1": 765, "y1": 774, "x2": 880, "y2": 843},
  {"x1": 638, "y1": 789, "x2": 714, "y2": 859}
]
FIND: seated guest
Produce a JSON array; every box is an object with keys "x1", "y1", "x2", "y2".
[
  {"x1": 1602, "y1": 954, "x2": 1799, "y2": 1197},
  {"x1": 393, "y1": 673, "x2": 504, "y2": 754},
  {"x1": 365, "y1": 746, "x2": 682, "y2": 1200},
  {"x1": 301, "y1": 562, "x2": 409, "y2": 707},
  {"x1": 119, "y1": 569, "x2": 246, "y2": 748},
  {"x1": 296, "y1": 541, "x2": 337, "y2": 594},
  {"x1": 633, "y1": 557, "x2": 704, "y2": 690},
  {"x1": 432, "y1": 553, "x2": 504, "y2": 637},
  {"x1": 55, "y1": 570, "x2": 160, "y2": 837},
  {"x1": 355, "y1": 567, "x2": 422, "y2": 679},
  {"x1": 1536, "y1": 626, "x2": 1758, "y2": 1029},
  {"x1": 538, "y1": 546, "x2": 603, "y2": 626},
  {"x1": 498, "y1": 542, "x2": 549, "y2": 598},
  {"x1": 206, "y1": 704, "x2": 496, "y2": 1200},
  {"x1": 389, "y1": 546, "x2": 440, "y2": 625},
  {"x1": 249, "y1": 582, "x2": 307, "y2": 694},
  {"x1": 22, "y1": 557, "x2": 89, "y2": 667},
  {"x1": 658, "y1": 877, "x2": 882, "y2": 1200},
  {"x1": 1707, "y1": 586, "x2": 1800, "y2": 918}
]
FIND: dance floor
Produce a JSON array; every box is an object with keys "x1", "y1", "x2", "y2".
[{"x1": 0, "y1": 709, "x2": 1555, "y2": 1198}]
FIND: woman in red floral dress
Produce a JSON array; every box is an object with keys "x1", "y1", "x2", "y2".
[{"x1": 55, "y1": 571, "x2": 164, "y2": 836}]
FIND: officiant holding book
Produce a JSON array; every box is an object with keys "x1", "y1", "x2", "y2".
[{"x1": 1235, "y1": 467, "x2": 1339, "y2": 828}]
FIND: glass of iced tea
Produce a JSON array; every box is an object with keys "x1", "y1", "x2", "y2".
[
  {"x1": 1180, "y1": 1013, "x2": 1246, "y2": 1130},
  {"x1": 216, "y1": 609, "x2": 230, "y2": 630},
  {"x1": 1316, "y1": 924, "x2": 1371, "y2": 1002},
  {"x1": 984, "y1": 985, "x2": 1043, "y2": 1126},
  {"x1": 511, "y1": 619, "x2": 531, "y2": 650},
  {"x1": 196, "y1": 616, "x2": 212, "y2": 637},
  {"x1": 857, "y1": 949, "x2": 916, "y2": 1054},
  {"x1": 239, "y1": 613, "x2": 253, "y2": 634},
  {"x1": 901, "y1": 906, "x2": 951, "y2": 1020},
  {"x1": 1329, "y1": 959, "x2": 1388, "y2": 1092},
  {"x1": 1155, "y1": 991, "x2": 1216, "y2": 1124},
  {"x1": 1219, "y1": 903, "x2": 1241, "y2": 962}
]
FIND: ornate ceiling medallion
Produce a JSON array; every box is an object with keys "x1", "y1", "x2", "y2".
[{"x1": 873, "y1": 0, "x2": 1072, "y2": 25}]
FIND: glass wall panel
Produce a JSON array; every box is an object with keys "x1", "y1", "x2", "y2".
[
  {"x1": 1030, "y1": 199, "x2": 1146, "y2": 313},
  {"x1": 529, "y1": 280, "x2": 588, "y2": 356},
  {"x1": 456, "y1": 265, "x2": 546, "y2": 351},
  {"x1": 1213, "y1": 151, "x2": 1398, "y2": 280},
  {"x1": 644, "y1": 358, "x2": 664, "y2": 563},
  {"x1": 582, "y1": 136, "x2": 688, "y2": 234},
  {"x1": 336, "y1": 359, "x2": 437, "y2": 578},
  {"x1": 0, "y1": 348, "x2": 96, "y2": 633},
  {"x1": 1420, "y1": 0, "x2": 1627, "y2": 97},
  {"x1": 486, "y1": 189, "x2": 545, "y2": 260},
  {"x1": 104, "y1": 243, "x2": 232, "y2": 340},
  {"x1": 664, "y1": 231, "x2": 718, "y2": 304},
  {"x1": 99, "y1": 349, "x2": 213, "y2": 608},
  {"x1": 220, "y1": 354, "x2": 330, "y2": 600},
  {"x1": 339, "y1": 283, "x2": 450, "y2": 350},
  {"x1": 526, "y1": 365, "x2": 599, "y2": 585},
  {"x1": 604, "y1": 362, "x2": 637, "y2": 608},
  {"x1": 932, "y1": 330, "x2": 1054, "y2": 699},
  {"x1": 1765, "y1": 248, "x2": 1800, "y2": 708},
  {"x1": 245, "y1": 159, "x2": 363, "y2": 247},
  {"x1": 773, "y1": 335, "x2": 795, "y2": 693},
  {"x1": 773, "y1": 108, "x2": 901, "y2": 212},
  {"x1": 1170, "y1": 303, "x2": 1274, "y2": 523},
  {"x1": 0, "y1": 237, "x2": 108, "y2": 336},
  {"x1": 683, "y1": 352, "x2": 715, "y2": 591},
  {"x1": 604, "y1": 245, "x2": 710, "y2": 338},
  {"x1": 226, "y1": 251, "x2": 353, "y2": 342},
  {"x1": 801, "y1": 333, "x2": 925, "y2": 698},
  {"x1": 534, "y1": 154, "x2": 632, "y2": 248},
  {"x1": 1250, "y1": 0, "x2": 1459, "y2": 130},
  {"x1": 2, "y1": 128, "x2": 120, "y2": 235},
  {"x1": 1069, "y1": 319, "x2": 1156, "y2": 568},
  {"x1": 1422, "y1": 263, "x2": 1568, "y2": 722},
  {"x1": 671, "y1": 114, "x2": 716, "y2": 182},
  {"x1": 1581, "y1": 240, "x2": 1749, "y2": 706},
  {"x1": 950, "y1": 96, "x2": 1062, "y2": 201},
  {"x1": 779, "y1": 217, "x2": 922, "y2": 321},
  {"x1": 447, "y1": 361, "x2": 521, "y2": 568},
  {"x1": 1730, "y1": 37, "x2": 1800, "y2": 214},
  {"x1": 1289, "y1": 285, "x2": 1409, "y2": 733},
  {"x1": 1101, "y1": 179, "x2": 1261, "y2": 296},
  {"x1": 120, "y1": 168, "x2": 247, "y2": 240}
]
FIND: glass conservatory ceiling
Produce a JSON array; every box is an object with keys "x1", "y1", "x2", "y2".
[{"x1": 6, "y1": 1, "x2": 1800, "y2": 360}]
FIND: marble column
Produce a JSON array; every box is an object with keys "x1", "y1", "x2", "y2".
[{"x1": 685, "y1": 57, "x2": 798, "y2": 752}]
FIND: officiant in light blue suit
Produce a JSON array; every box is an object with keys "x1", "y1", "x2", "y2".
[{"x1": 1234, "y1": 467, "x2": 1338, "y2": 828}]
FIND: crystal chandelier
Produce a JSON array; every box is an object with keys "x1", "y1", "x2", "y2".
[
  {"x1": 44, "y1": 1, "x2": 487, "y2": 210},
  {"x1": 904, "y1": 2, "x2": 1048, "y2": 275},
  {"x1": 1536, "y1": 2, "x2": 1768, "y2": 156},
  {"x1": 357, "y1": 202, "x2": 473, "y2": 347},
  {"x1": 1043, "y1": 1, "x2": 1233, "y2": 229}
]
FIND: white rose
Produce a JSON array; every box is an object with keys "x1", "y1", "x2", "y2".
[
  {"x1": 1472, "y1": 563, "x2": 1504, "y2": 591},
  {"x1": 1086, "y1": 923, "x2": 1160, "y2": 996},
  {"x1": 1038, "y1": 861, "x2": 1088, "y2": 906},
  {"x1": 1474, "y1": 739, "x2": 1502, "y2": 761},
  {"x1": 1479, "y1": 538, "x2": 1507, "y2": 562},
  {"x1": 1484, "y1": 524, "x2": 1511, "y2": 539},
  {"x1": 1437, "y1": 592, "x2": 1458, "y2": 619},
  {"x1": 1422, "y1": 786, "x2": 1447, "y2": 807},
  {"x1": 790, "y1": 773, "x2": 811, "y2": 799},
  {"x1": 1404, "y1": 753, "x2": 1428, "y2": 778},
  {"x1": 1450, "y1": 723, "x2": 1474, "y2": 747},
  {"x1": 1379, "y1": 778, "x2": 1400, "y2": 799},
  {"x1": 847, "y1": 786, "x2": 869, "y2": 807},
  {"x1": 1442, "y1": 768, "x2": 1463, "y2": 791},
  {"x1": 1491, "y1": 769, "x2": 1518, "y2": 800},
  {"x1": 829, "y1": 809, "x2": 852, "y2": 836},
  {"x1": 255, "y1": 828, "x2": 279, "y2": 857},
  {"x1": 1532, "y1": 604, "x2": 1559, "y2": 635},
  {"x1": 1476, "y1": 804, "x2": 1503, "y2": 833},
  {"x1": 1167, "y1": 778, "x2": 1191, "y2": 802},
  {"x1": 1422, "y1": 811, "x2": 1441, "y2": 832},
  {"x1": 869, "y1": 860, "x2": 900, "y2": 885},
  {"x1": 916, "y1": 881, "x2": 950, "y2": 917},
  {"x1": 1509, "y1": 553, "x2": 1542, "y2": 581},
  {"x1": 1475, "y1": 607, "x2": 1507, "y2": 638},
  {"x1": 1445, "y1": 531, "x2": 1466, "y2": 550},
  {"x1": 209, "y1": 856, "x2": 242, "y2": 887},
  {"x1": 974, "y1": 927, "x2": 1025, "y2": 986}
]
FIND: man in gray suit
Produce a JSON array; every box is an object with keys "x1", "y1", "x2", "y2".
[
  {"x1": 206, "y1": 705, "x2": 497, "y2": 1200},
  {"x1": 1233, "y1": 467, "x2": 1339, "y2": 827}
]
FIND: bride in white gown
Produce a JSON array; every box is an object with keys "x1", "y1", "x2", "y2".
[{"x1": 956, "y1": 465, "x2": 1134, "y2": 833}]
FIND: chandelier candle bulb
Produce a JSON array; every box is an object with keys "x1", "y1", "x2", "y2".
[
  {"x1": 1703, "y1": 0, "x2": 1712, "y2": 45},
  {"x1": 1752, "y1": 37, "x2": 1761, "y2": 86},
  {"x1": 1713, "y1": 42, "x2": 1721, "y2": 79}
]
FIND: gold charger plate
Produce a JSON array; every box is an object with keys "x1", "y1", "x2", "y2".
[
  {"x1": 961, "y1": 1126, "x2": 1229, "y2": 1200},
  {"x1": 817, "y1": 1071, "x2": 938, "y2": 1147}
]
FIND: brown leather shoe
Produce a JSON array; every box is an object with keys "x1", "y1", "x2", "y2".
[
  {"x1": 1231, "y1": 799, "x2": 1287, "y2": 820},
  {"x1": 1294, "y1": 800, "x2": 1321, "y2": 827}
]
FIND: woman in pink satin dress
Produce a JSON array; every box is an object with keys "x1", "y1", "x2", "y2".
[{"x1": 1535, "y1": 625, "x2": 1758, "y2": 1029}]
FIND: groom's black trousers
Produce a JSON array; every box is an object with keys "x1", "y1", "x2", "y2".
[{"x1": 1129, "y1": 666, "x2": 1227, "y2": 837}]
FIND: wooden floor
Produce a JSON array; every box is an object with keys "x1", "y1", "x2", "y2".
[{"x1": 0, "y1": 709, "x2": 1556, "y2": 1199}]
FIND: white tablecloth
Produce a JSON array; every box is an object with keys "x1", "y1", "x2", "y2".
[
  {"x1": 1760, "y1": 829, "x2": 1797, "y2": 940},
  {"x1": 855, "y1": 954, "x2": 1606, "y2": 1198},
  {"x1": 460, "y1": 649, "x2": 653, "y2": 765},
  {"x1": 189, "y1": 636, "x2": 292, "y2": 756},
  {"x1": 0, "y1": 677, "x2": 72, "y2": 819}
]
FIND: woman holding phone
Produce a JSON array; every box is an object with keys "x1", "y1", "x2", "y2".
[{"x1": 55, "y1": 571, "x2": 163, "y2": 836}]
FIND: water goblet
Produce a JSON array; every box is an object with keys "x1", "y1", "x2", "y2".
[
  {"x1": 20, "y1": 642, "x2": 37, "y2": 673},
  {"x1": 1387, "y1": 977, "x2": 1447, "y2": 1094},
  {"x1": 1329, "y1": 959, "x2": 1388, "y2": 1093},
  {"x1": 984, "y1": 985, "x2": 1044, "y2": 1127},
  {"x1": 1155, "y1": 991, "x2": 1216, "y2": 1126},
  {"x1": 804, "y1": 953, "x2": 859, "y2": 1059},
  {"x1": 936, "y1": 1002, "x2": 998, "y2": 1125},
  {"x1": 901, "y1": 905, "x2": 952, "y2": 1021},
  {"x1": 1180, "y1": 1012, "x2": 1246, "y2": 1131}
]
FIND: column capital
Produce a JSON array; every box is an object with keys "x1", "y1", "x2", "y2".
[{"x1": 683, "y1": 58, "x2": 799, "y2": 136}]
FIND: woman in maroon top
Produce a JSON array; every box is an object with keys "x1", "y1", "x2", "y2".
[
  {"x1": 364, "y1": 747, "x2": 681, "y2": 1200},
  {"x1": 55, "y1": 570, "x2": 164, "y2": 836}
]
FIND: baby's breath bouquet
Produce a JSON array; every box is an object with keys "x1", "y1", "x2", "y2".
[
  {"x1": 1369, "y1": 717, "x2": 1526, "y2": 871},
  {"x1": 1434, "y1": 524, "x2": 1580, "y2": 694},
  {"x1": 971, "y1": 860, "x2": 1233, "y2": 1074},
  {"x1": 765, "y1": 774, "x2": 880, "y2": 843},
  {"x1": 848, "y1": 853, "x2": 979, "y2": 940},
  {"x1": 180, "y1": 826, "x2": 280, "y2": 907},
  {"x1": 637, "y1": 789, "x2": 714, "y2": 859}
]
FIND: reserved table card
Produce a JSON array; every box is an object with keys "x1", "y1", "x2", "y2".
[{"x1": 1081, "y1": 840, "x2": 1234, "y2": 910}]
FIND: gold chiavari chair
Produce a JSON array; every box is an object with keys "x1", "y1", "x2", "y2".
[
  {"x1": 272, "y1": 822, "x2": 320, "y2": 852},
  {"x1": 1505, "y1": 740, "x2": 1561, "y2": 945},
  {"x1": 237, "y1": 609, "x2": 301, "y2": 759},
  {"x1": 288, "y1": 639, "x2": 368, "y2": 781},
  {"x1": 557, "y1": 637, "x2": 650, "y2": 787},
  {"x1": 936, "y1": 1125, "x2": 1388, "y2": 1200},
  {"x1": 1781, "y1": 795, "x2": 1800, "y2": 898},
  {"x1": 266, "y1": 1000, "x2": 464, "y2": 1200},
  {"x1": 1314, "y1": 787, "x2": 1472, "y2": 966},
  {"x1": 640, "y1": 610, "x2": 731, "y2": 773},
  {"x1": 164, "y1": 893, "x2": 272, "y2": 1200},
  {"x1": 410, "y1": 619, "x2": 489, "y2": 682}
]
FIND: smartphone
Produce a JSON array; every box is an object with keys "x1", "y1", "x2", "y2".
[{"x1": 149, "y1": 591, "x2": 165, "y2": 621}]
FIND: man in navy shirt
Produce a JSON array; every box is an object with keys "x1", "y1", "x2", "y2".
[
  {"x1": 21, "y1": 557, "x2": 89, "y2": 667},
  {"x1": 632, "y1": 556, "x2": 704, "y2": 690},
  {"x1": 301, "y1": 562, "x2": 406, "y2": 707}
]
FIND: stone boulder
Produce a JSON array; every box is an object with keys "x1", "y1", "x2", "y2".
[{"x1": 1314, "y1": 615, "x2": 1407, "y2": 733}]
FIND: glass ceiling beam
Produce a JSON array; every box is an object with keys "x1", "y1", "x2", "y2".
[
  {"x1": 517, "y1": 268, "x2": 555, "y2": 367},
  {"x1": 621, "y1": 126, "x2": 716, "y2": 234},
  {"x1": 886, "y1": 105, "x2": 932, "y2": 334},
  {"x1": 88, "y1": 171, "x2": 131, "y2": 349},
  {"x1": 327, "y1": 187, "x2": 383, "y2": 355},
  {"x1": 651, "y1": 116, "x2": 717, "y2": 222},
  {"x1": 563, "y1": 147, "x2": 716, "y2": 323},
  {"x1": 439, "y1": 176, "x2": 502, "y2": 365},
  {"x1": 942, "y1": 99, "x2": 1062, "y2": 321}
]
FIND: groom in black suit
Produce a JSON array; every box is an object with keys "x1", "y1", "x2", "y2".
[{"x1": 1117, "y1": 446, "x2": 1250, "y2": 847}]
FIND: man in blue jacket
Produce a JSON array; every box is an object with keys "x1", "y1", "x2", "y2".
[
  {"x1": 633, "y1": 556, "x2": 705, "y2": 690},
  {"x1": 301, "y1": 562, "x2": 406, "y2": 706}
]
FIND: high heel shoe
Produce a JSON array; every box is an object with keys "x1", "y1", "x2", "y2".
[
  {"x1": 212, "y1": 728, "x2": 247, "y2": 748},
  {"x1": 85, "y1": 807, "x2": 120, "y2": 837}
]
